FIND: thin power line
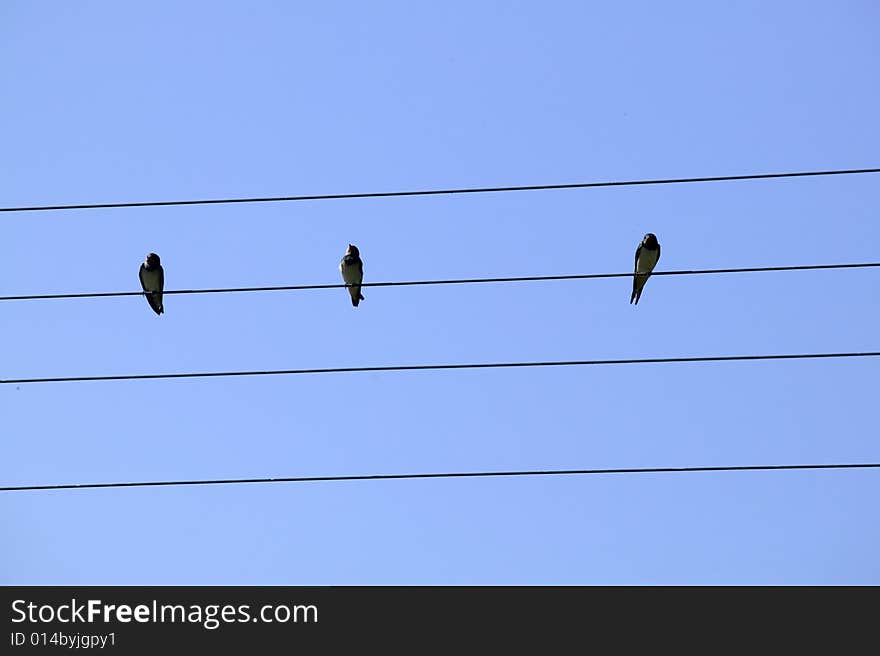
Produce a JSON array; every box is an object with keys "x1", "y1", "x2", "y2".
[
  {"x1": 2, "y1": 167, "x2": 878, "y2": 213},
  {"x1": 2, "y1": 462, "x2": 878, "y2": 493},
  {"x1": 1, "y1": 262, "x2": 877, "y2": 302},
  {"x1": 2, "y1": 351, "x2": 878, "y2": 385}
]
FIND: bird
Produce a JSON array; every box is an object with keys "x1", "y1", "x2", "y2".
[
  {"x1": 630, "y1": 233, "x2": 660, "y2": 305},
  {"x1": 138, "y1": 252, "x2": 165, "y2": 315},
  {"x1": 339, "y1": 244, "x2": 365, "y2": 307}
]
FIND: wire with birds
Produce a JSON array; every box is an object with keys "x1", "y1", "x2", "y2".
[{"x1": 2, "y1": 260, "x2": 877, "y2": 304}]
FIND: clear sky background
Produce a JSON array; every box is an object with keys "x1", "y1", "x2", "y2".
[{"x1": 2, "y1": 1, "x2": 878, "y2": 584}]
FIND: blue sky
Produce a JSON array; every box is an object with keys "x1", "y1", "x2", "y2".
[{"x1": 2, "y1": 1, "x2": 878, "y2": 584}]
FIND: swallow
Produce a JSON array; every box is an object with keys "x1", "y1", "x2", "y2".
[
  {"x1": 138, "y1": 252, "x2": 165, "y2": 315},
  {"x1": 339, "y1": 244, "x2": 365, "y2": 307},
  {"x1": 630, "y1": 233, "x2": 660, "y2": 305}
]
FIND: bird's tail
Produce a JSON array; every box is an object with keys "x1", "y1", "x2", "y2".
[
  {"x1": 146, "y1": 291, "x2": 164, "y2": 315},
  {"x1": 631, "y1": 275, "x2": 645, "y2": 305},
  {"x1": 350, "y1": 287, "x2": 364, "y2": 307}
]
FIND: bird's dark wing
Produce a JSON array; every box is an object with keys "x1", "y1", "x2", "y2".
[
  {"x1": 631, "y1": 245, "x2": 643, "y2": 303},
  {"x1": 139, "y1": 264, "x2": 164, "y2": 315},
  {"x1": 150, "y1": 267, "x2": 165, "y2": 314},
  {"x1": 355, "y1": 259, "x2": 364, "y2": 300}
]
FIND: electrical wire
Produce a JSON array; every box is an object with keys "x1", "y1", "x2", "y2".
[
  {"x1": 2, "y1": 462, "x2": 878, "y2": 493},
  {"x1": 1, "y1": 262, "x2": 877, "y2": 302},
  {"x1": 2, "y1": 167, "x2": 878, "y2": 213},
  {"x1": 2, "y1": 351, "x2": 877, "y2": 385}
]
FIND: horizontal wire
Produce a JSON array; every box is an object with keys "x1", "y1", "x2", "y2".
[
  {"x1": 2, "y1": 167, "x2": 878, "y2": 213},
  {"x1": 2, "y1": 351, "x2": 878, "y2": 385},
  {"x1": 2, "y1": 462, "x2": 878, "y2": 493},
  {"x1": 1, "y1": 262, "x2": 877, "y2": 302}
]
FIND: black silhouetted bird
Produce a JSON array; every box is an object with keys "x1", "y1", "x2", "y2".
[
  {"x1": 138, "y1": 252, "x2": 165, "y2": 315},
  {"x1": 630, "y1": 233, "x2": 660, "y2": 305},
  {"x1": 339, "y1": 244, "x2": 365, "y2": 307}
]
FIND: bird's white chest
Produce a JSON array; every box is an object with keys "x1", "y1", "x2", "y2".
[{"x1": 340, "y1": 262, "x2": 361, "y2": 284}]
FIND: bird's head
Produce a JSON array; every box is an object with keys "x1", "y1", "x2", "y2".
[
  {"x1": 145, "y1": 252, "x2": 161, "y2": 268},
  {"x1": 643, "y1": 233, "x2": 658, "y2": 247},
  {"x1": 346, "y1": 244, "x2": 360, "y2": 257}
]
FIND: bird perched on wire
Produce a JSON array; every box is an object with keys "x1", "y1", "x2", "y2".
[
  {"x1": 339, "y1": 244, "x2": 365, "y2": 307},
  {"x1": 630, "y1": 233, "x2": 660, "y2": 305},
  {"x1": 138, "y1": 252, "x2": 165, "y2": 315}
]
